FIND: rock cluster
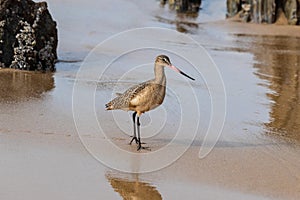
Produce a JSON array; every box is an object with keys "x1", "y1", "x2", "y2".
[
  {"x1": 0, "y1": 0, "x2": 57, "y2": 71},
  {"x1": 227, "y1": 0, "x2": 300, "y2": 25}
]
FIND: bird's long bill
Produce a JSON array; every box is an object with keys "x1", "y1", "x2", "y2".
[{"x1": 169, "y1": 65, "x2": 195, "y2": 81}]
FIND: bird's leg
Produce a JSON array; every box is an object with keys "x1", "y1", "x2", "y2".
[
  {"x1": 129, "y1": 112, "x2": 138, "y2": 145},
  {"x1": 137, "y1": 116, "x2": 142, "y2": 150},
  {"x1": 136, "y1": 115, "x2": 150, "y2": 151}
]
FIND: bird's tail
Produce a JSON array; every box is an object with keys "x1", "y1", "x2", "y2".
[
  {"x1": 106, "y1": 95, "x2": 128, "y2": 110},
  {"x1": 105, "y1": 101, "x2": 113, "y2": 110}
]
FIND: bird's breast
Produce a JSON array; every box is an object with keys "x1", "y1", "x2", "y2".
[{"x1": 129, "y1": 84, "x2": 166, "y2": 112}]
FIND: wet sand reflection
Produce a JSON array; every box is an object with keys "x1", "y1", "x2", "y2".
[
  {"x1": 235, "y1": 34, "x2": 300, "y2": 142},
  {"x1": 0, "y1": 69, "x2": 54, "y2": 103},
  {"x1": 106, "y1": 173, "x2": 162, "y2": 200}
]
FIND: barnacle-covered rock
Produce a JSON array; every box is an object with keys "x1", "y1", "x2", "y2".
[{"x1": 0, "y1": 0, "x2": 57, "y2": 71}]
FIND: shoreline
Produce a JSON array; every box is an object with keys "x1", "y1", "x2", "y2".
[{"x1": 209, "y1": 19, "x2": 300, "y2": 37}]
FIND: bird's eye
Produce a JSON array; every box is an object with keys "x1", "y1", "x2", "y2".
[{"x1": 163, "y1": 58, "x2": 167, "y2": 63}]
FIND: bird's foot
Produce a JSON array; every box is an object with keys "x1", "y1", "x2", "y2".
[
  {"x1": 129, "y1": 136, "x2": 138, "y2": 145},
  {"x1": 137, "y1": 141, "x2": 151, "y2": 151}
]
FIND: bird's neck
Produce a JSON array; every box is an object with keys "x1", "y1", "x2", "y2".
[{"x1": 154, "y1": 64, "x2": 166, "y2": 86}]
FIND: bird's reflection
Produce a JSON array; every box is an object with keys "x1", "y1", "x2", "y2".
[
  {"x1": 0, "y1": 69, "x2": 54, "y2": 103},
  {"x1": 106, "y1": 172, "x2": 162, "y2": 200}
]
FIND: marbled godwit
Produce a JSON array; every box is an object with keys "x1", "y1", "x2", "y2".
[{"x1": 106, "y1": 55, "x2": 194, "y2": 150}]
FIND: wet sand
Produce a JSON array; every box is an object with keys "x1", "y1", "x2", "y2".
[{"x1": 1, "y1": 0, "x2": 300, "y2": 199}]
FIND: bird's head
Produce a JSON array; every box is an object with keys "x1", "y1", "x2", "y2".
[
  {"x1": 155, "y1": 55, "x2": 195, "y2": 81},
  {"x1": 155, "y1": 55, "x2": 172, "y2": 67}
]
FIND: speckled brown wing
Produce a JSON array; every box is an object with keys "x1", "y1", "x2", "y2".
[{"x1": 105, "y1": 80, "x2": 152, "y2": 111}]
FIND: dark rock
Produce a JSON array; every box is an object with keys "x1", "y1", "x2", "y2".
[
  {"x1": 0, "y1": 0, "x2": 57, "y2": 71},
  {"x1": 226, "y1": 0, "x2": 241, "y2": 18},
  {"x1": 298, "y1": 0, "x2": 300, "y2": 24},
  {"x1": 161, "y1": 0, "x2": 201, "y2": 13},
  {"x1": 283, "y1": 0, "x2": 298, "y2": 24},
  {"x1": 226, "y1": 0, "x2": 299, "y2": 25},
  {"x1": 252, "y1": 0, "x2": 276, "y2": 24}
]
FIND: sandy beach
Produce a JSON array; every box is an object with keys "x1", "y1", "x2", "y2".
[{"x1": 1, "y1": 0, "x2": 300, "y2": 199}]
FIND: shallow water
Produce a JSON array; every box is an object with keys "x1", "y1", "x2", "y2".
[{"x1": 1, "y1": 0, "x2": 300, "y2": 199}]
